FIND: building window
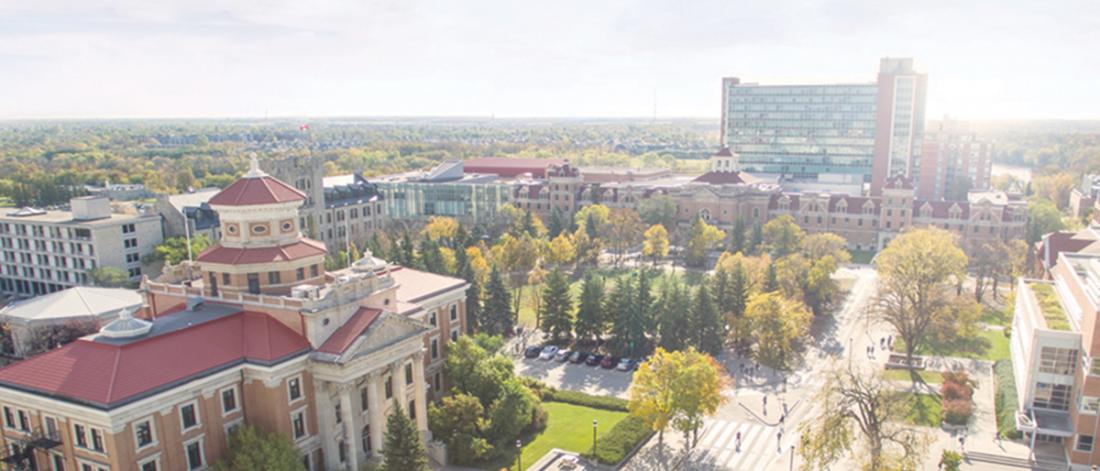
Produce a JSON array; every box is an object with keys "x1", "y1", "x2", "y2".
[
  {"x1": 429, "y1": 312, "x2": 436, "y2": 327},
  {"x1": 405, "y1": 363, "x2": 413, "y2": 385},
  {"x1": 451, "y1": 328, "x2": 459, "y2": 342},
  {"x1": 180, "y1": 401, "x2": 200, "y2": 431},
  {"x1": 409, "y1": 400, "x2": 416, "y2": 419},
  {"x1": 1081, "y1": 396, "x2": 1100, "y2": 414},
  {"x1": 74, "y1": 424, "x2": 87, "y2": 448},
  {"x1": 385, "y1": 377, "x2": 393, "y2": 399},
  {"x1": 362, "y1": 425, "x2": 372, "y2": 454},
  {"x1": 450, "y1": 304, "x2": 458, "y2": 321},
  {"x1": 292, "y1": 409, "x2": 307, "y2": 440},
  {"x1": 288, "y1": 376, "x2": 303, "y2": 402},
  {"x1": 434, "y1": 372, "x2": 442, "y2": 392},
  {"x1": 296, "y1": 267, "x2": 305, "y2": 281},
  {"x1": 1034, "y1": 383, "x2": 1071, "y2": 411},
  {"x1": 431, "y1": 338, "x2": 439, "y2": 360},
  {"x1": 134, "y1": 418, "x2": 156, "y2": 449},
  {"x1": 1077, "y1": 434, "x2": 1094, "y2": 453},
  {"x1": 44, "y1": 416, "x2": 60, "y2": 441},
  {"x1": 247, "y1": 273, "x2": 260, "y2": 294},
  {"x1": 334, "y1": 403, "x2": 342, "y2": 424},
  {"x1": 221, "y1": 387, "x2": 239, "y2": 415},
  {"x1": 310, "y1": 265, "x2": 319, "y2": 277},
  {"x1": 2, "y1": 407, "x2": 14, "y2": 430},
  {"x1": 1039, "y1": 347, "x2": 1077, "y2": 375},
  {"x1": 52, "y1": 453, "x2": 65, "y2": 471},
  {"x1": 268, "y1": 271, "x2": 281, "y2": 284},
  {"x1": 139, "y1": 457, "x2": 159, "y2": 471},
  {"x1": 338, "y1": 440, "x2": 347, "y2": 463},
  {"x1": 222, "y1": 273, "x2": 230, "y2": 285},
  {"x1": 361, "y1": 387, "x2": 369, "y2": 411},
  {"x1": 184, "y1": 438, "x2": 204, "y2": 470},
  {"x1": 302, "y1": 453, "x2": 312, "y2": 471},
  {"x1": 91, "y1": 428, "x2": 104, "y2": 452}
]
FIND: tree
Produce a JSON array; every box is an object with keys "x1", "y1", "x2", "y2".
[
  {"x1": 609, "y1": 275, "x2": 645, "y2": 357},
  {"x1": 26, "y1": 320, "x2": 98, "y2": 355},
  {"x1": 749, "y1": 223, "x2": 764, "y2": 255},
  {"x1": 966, "y1": 239, "x2": 1009, "y2": 303},
  {"x1": 546, "y1": 232, "x2": 576, "y2": 268},
  {"x1": 213, "y1": 425, "x2": 305, "y2": 471},
  {"x1": 574, "y1": 204, "x2": 611, "y2": 239},
  {"x1": 540, "y1": 268, "x2": 574, "y2": 341},
  {"x1": 574, "y1": 274, "x2": 606, "y2": 343},
  {"x1": 744, "y1": 292, "x2": 812, "y2": 370},
  {"x1": 459, "y1": 259, "x2": 481, "y2": 335},
  {"x1": 422, "y1": 216, "x2": 460, "y2": 244},
  {"x1": 729, "y1": 218, "x2": 746, "y2": 254},
  {"x1": 380, "y1": 401, "x2": 430, "y2": 471},
  {"x1": 727, "y1": 260, "x2": 749, "y2": 318},
  {"x1": 548, "y1": 208, "x2": 569, "y2": 238},
  {"x1": 798, "y1": 367, "x2": 929, "y2": 471},
  {"x1": 519, "y1": 210, "x2": 547, "y2": 238},
  {"x1": 763, "y1": 214, "x2": 805, "y2": 257},
  {"x1": 684, "y1": 217, "x2": 725, "y2": 267},
  {"x1": 428, "y1": 392, "x2": 492, "y2": 465},
  {"x1": 1026, "y1": 198, "x2": 1066, "y2": 243},
  {"x1": 642, "y1": 224, "x2": 670, "y2": 266},
  {"x1": 657, "y1": 280, "x2": 691, "y2": 351},
  {"x1": 690, "y1": 281, "x2": 725, "y2": 356},
  {"x1": 145, "y1": 234, "x2": 213, "y2": 265},
  {"x1": 607, "y1": 208, "x2": 644, "y2": 266},
  {"x1": 486, "y1": 379, "x2": 540, "y2": 446},
  {"x1": 630, "y1": 348, "x2": 727, "y2": 449},
  {"x1": 481, "y1": 267, "x2": 515, "y2": 336},
  {"x1": 874, "y1": 228, "x2": 968, "y2": 367},
  {"x1": 804, "y1": 256, "x2": 841, "y2": 316},
  {"x1": 88, "y1": 267, "x2": 133, "y2": 288},
  {"x1": 525, "y1": 265, "x2": 549, "y2": 328},
  {"x1": 639, "y1": 195, "x2": 678, "y2": 229},
  {"x1": 801, "y1": 233, "x2": 851, "y2": 263}
]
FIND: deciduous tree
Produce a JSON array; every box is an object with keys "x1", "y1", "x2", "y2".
[
  {"x1": 744, "y1": 292, "x2": 812, "y2": 370},
  {"x1": 213, "y1": 425, "x2": 305, "y2": 471},
  {"x1": 684, "y1": 217, "x2": 725, "y2": 267},
  {"x1": 763, "y1": 214, "x2": 805, "y2": 257},
  {"x1": 428, "y1": 393, "x2": 491, "y2": 465},
  {"x1": 642, "y1": 224, "x2": 670, "y2": 266}
]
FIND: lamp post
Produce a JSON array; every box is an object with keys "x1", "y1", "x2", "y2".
[
  {"x1": 516, "y1": 439, "x2": 522, "y2": 471},
  {"x1": 593, "y1": 419, "x2": 599, "y2": 456},
  {"x1": 848, "y1": 337, "x2": 853, "y2": 367},
  {"x1": 789, "y1": 444, "x2": 795, "y2": 471}
]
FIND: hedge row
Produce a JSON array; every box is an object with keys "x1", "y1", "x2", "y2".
[
  {"x1": 543, "y1": 389, "x2": 629, "y2": 412},
  {"x1": 583, "y1": 415, "x2": 651, "y2": 465},
  {"x1": 994, "y1": 360, "x2": 1023, "y2": 439}
]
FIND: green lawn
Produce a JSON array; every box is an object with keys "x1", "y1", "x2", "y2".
[
  {"x1": 850, "y1": 250, "x2": 876, "y2": 265},
  {"x1": 980, "y1": 305, "x2": 1012, "y2": 328},
  {"x1": 491, "y1": 402, "x2": 628, "y2": 470},
  {"x1": 884, "y1": 369, "x2": 944, "y2": 384},
  {"x1": 899, "y1": 393, "x2": 942, "y2": 427},
  {"x1": 893, "y1": 328, "x2": 1010, "y2": 361}
]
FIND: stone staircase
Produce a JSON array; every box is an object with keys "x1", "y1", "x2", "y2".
[{"x1": 964, "y1": 451, "x2": 1066, "y2": 471}]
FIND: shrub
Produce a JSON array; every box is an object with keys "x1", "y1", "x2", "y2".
[
  {"x1": 941, "y1": 450, "x2": 962, "y2": 471},
  {"x1": 940, "y1": 381, "x2": 972, "y2": 401},
  {"x1": 543, "y1": 389, "x2": 629, "y2": 412},
  {"x1": 942, "y1": 399, "x2": 973, "y2": 425},
  {"x1": 994, "y1": 360, "x2": 1023, "y2": 439},
  {"x1": 582, "y1": 415, "x2": 651, "y2": 465}
]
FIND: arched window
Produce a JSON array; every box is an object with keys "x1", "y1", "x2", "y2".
[{"x1": 699, "y1": 208, "x2": 711, "y2": 221}]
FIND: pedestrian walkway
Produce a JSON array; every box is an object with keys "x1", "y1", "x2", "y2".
[{"x1": 688, "y1": 419, "x2": 782, "y2": 470}]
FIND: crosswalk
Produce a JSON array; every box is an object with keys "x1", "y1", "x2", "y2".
[{"x1": 690, "y1": 419, "x2": 782, "y2": 470}]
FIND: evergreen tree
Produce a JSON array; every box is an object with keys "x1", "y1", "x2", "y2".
[
  {"x1": 712, "y1": 268, "x2": 731, "y2": 312},
  {"x1": 636, "y1": 271, "x2": 656, "y2": 339},
  {"x1": 417, "y1": 238, "x2": 445, "y2": 274},
  {"x1": 460, "y1": 261, "x2": 481, "y2": 335},
  {"x1": 585, "y1": 212, "x2": 600, "y2": 240},
  {"x1": 481, "y1": 266, "x2": 515, "y2": 336},
  {"x1": 691, "y1": 281, "x2": 725, "y2": 356},
  {"x1": 574, "y1": 274, "x2": 606, "y2": 343},
  {"x1": 367, "y1": 233, "x2": 384, "y2": 258},
  {"x1": 540, "y1": 268, "x2": 574, "y2": 341},
  {"x1": 729, "y1": 260, "x2": 749, "y2": 318},
  {"x1": 453, "y1": 225, "x2": 470, "y2": 249},
  {"x1": 750, "y1": 223, "x2": 764, "y2": 255},
  {"x1": 730, "y1": 218, "x2": 746, "y2": 254},
  {"x1": 548, "y1": 209, "x2": 566, "y2": 238},
  {"x1": 380, "y1": 401, "x2": 429, "y2": 471},
  {"x1": 521, "y1": 210, "x2": 538, "y2": 237},
  {"x1": 401, "y1": 230, "x2": 416, "y2": 266},
  {"x1": 764, "y1": 263, "x2": 779, "y2": 293},
  {"x1": 610, "y1": 275, "x2": 649, "y2": 357},
  {"x1": 657, "y1": 280, "x2": 691, "y2": 351}
]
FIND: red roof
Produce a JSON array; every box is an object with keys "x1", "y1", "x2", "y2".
[
  {"x1": 197, "y1": 239, "x2": 326, "y2": 264},
  {"x1": 465, "y1": 157, "x2": 567, "y2": 178},
  {"x1": 209, "y1": 175, "x2": 306, "y2": 206},
  {"x1": 693, "y1": 171, "x2": 750, "y2": 185},
  {"x1": 714, "y1": 147, "x2": 733, "y2": 157},
  {"x1": 316, "y1": 307, "x2": 382, "y2": 355},
  {"x1": 0, "y1": 310, "x2": 309, "y2": 409}
]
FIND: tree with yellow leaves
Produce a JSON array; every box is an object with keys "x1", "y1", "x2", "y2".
[
  {"x1": 642, "y1": 224, "x2": 669, "y2": 266},
  {"x1": 629, "y1": 347, "x2": 727, "y2": 449},
  {"x1": 421, "y1": 216, "x2": 460, "y2": 243},
  {"x1": 547, "y1": 232, "x2": 576, "y2": 268}
]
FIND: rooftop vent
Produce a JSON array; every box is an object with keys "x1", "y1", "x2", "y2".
[
  {"x1": 186, "y1": 296, "x2": 204, "y2": 311},
  {"x1": 99, "y1": 307, "x2": 153, "y2": 339}
]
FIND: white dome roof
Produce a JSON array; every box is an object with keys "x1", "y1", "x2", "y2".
[{"x1": 99, "y1": 307, "x2": 153, "y2": 339}]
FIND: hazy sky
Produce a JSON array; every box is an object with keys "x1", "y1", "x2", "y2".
[{"x1": 1, "y1": 0, "x2": 1097, "y2": 120}]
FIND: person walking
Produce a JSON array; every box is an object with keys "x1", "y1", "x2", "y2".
[{"x1": 736, "y1": 431, "x2": 742, "y2": 451}]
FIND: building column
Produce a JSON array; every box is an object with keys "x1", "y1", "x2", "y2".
[
  {"x1": 367, "y1": 372, "x2": 385, "y2": 454},
  {"x1": 315, "y1": 382, "x2": 339, "y2": 470},
  {"x1": 393, "y1": 360, "x2": 409, "y2": 412},
  {"x1": 411, "y1": 351, "x2": 428, "y2": 435},
  {"x1": 338, "y1": 383, "x2": 359, "y2": 471}
]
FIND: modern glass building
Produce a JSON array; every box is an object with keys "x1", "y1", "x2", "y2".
[
  {"x1": 721, "y1": 58, "x2": 927, "y2": 195},
  {"x1": 376, "y1": 161, "x2": 513, "y2": 223}
]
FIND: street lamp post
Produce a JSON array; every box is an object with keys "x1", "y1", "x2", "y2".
[
  {"x1": 848, "y1": 337, "x2": 853, "y2": 367},
  {"x1": 593, "y1": 419, "x2": 599, "y2": 456},
  {"x1": 789, "y1": 444, "x2": 795, "y2": 471},
  {"x1": 516, "y1": 439, "x2": 522, "y2": 471}
]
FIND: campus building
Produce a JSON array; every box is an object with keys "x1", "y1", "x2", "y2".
[
  {"x1": 0, "y1": 196, "x2": 163, "y2": 297},
  {"x1": 1012, "y1": 252, "x2": 1100, "y2": 469},
  {"x1": 720, "y1": 57, "x2": 927, "y2": 195},
  {"x1": 376, "y1": 161, "x2": 514, "y2": 224},
  {"x1": 0, "y1": 159, "x2": 465, "y2": 471},
  {"x1": 916, "y1": 121, "x2": 994, "y2": 201}
]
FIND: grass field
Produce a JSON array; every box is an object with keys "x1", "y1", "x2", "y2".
[
  {"x1": 899, "y1": 393, "x2": 942, "y2": 427},
  {"x1": 487, "y1": 402, "x2": 629, "y2": 470},
  {"x1": 893, "y1": 328, "x2": 1010, "y2": 362},
  {"x1": 884, "y1": 369, "x2": 945, "y2": 384}
]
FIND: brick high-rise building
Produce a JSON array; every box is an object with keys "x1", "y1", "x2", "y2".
[
  {"x1": 916, "y1": 120, "x2": 994, "y2": 201},
  {"x1": 720, "y1": 58, "x2": 927, "y2": 195}
]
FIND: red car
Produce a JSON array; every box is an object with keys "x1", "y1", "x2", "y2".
[{"x1": 600, "y1": 356, "x2": 617, "y2": 369}]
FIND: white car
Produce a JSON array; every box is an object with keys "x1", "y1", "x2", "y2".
[
  {"x1": 539, "y1": 346, "x2": 559, "y2": 360},
  {"x1": 616, "y1": 358, "x2": 633, "y2": 371}
]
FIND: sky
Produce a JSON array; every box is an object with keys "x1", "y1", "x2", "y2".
[{"x1": 1, "y1": 0, "x2": 1098, "y2": 120}]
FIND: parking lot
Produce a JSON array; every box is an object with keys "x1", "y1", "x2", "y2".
[{"x1": 514, "y1": 348, "x2": 636, "y2": 399}]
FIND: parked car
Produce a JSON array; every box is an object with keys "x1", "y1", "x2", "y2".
[
  {"x1": 524, "y1": 346, "x2": 542, "y2": 359},
  {"x1": 616, "y1": 358, "x2": 634, "y2": 371},
  {"x1": 569, "y1": 351, "x2": 588, "y2": 364},
  {"x1": 555, "y1": 349, "x2": 571, "y2": 362},
  {"x1": 539, "y1": 346, "x2": 560, "y2": 360},
  {"x1": 586, "y1": 354, "x2": 604, "y2": 366},
  {"x1": 600, "y1": 356, "x2": 617, "y2": 369}
]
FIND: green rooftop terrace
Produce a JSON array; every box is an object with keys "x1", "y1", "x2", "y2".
[{"x1": 1030, "y1": 282, "x2": 1071, "y2": 331}]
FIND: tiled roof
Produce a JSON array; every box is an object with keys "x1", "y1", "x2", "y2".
[
  {"x1": 197, "y1": 239, "x2": 326, "y2": 265},
  {"x1": 884, "y1": 175, "x2": 914, "y2": 190},
  {"x1": 0, "y1": 310, "x2": 309, "y2": 409},
  {"x1": 208, "y1": 175, "x2": 306, "y2": 206},
  {"x1": 316, "y1": 307, "x2": 383, "y2": 355},
  {"x1": 693, "y1": 171, "x2": 750, "y2": 185},
  {"x1": 913, "y1": 200, "x2": 969, "y2": 219},
  {"x1": 390, "y1": 267, "x2": 467, "y2": 303}
]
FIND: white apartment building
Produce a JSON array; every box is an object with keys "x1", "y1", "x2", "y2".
[{"x1": 0, "y1": 196, "x2": 162, "y2": 298}]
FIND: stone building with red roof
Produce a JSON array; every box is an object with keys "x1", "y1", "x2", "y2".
[{"x1": 0, "y1": 158, "x2": 466, "y2": 471}]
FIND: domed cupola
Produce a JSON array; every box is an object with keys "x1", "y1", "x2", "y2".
[{"x1": 99, "y1": 307, "x2": 153, "y2": 339}]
